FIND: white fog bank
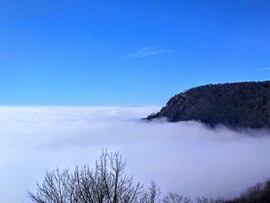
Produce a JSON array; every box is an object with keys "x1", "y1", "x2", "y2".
[{"x1": 0, "y1": 106, "x2": 270, "y2": 202}]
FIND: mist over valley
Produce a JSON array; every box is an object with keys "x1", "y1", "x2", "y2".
[{"x1": 1, "y1": 106, "x2": 270, "y2": 202}]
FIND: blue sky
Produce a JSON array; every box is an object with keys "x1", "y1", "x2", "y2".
[{"x1": 0, "y1": 0, "x2": 269, "y2": 105}]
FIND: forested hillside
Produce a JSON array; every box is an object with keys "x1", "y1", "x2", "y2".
[{"x1": 146, "y1": 81, "x2": 270, "y2": 129}]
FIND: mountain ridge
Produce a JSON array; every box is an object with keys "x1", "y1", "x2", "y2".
[{"x1": 146, "y1": 81, "x2": 270, "y2": 129}]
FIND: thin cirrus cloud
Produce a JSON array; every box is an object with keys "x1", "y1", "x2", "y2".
[
  {"x1": 128, "y1": 47, "x2": 172, "y2": 58},
  {"x1": 259, "y1": 67, "x2": 270, "y2": 71}
]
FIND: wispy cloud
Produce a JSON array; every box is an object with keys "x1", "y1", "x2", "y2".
[
  {"x1": 128, "y1": 47, "x2": 171, "y2": 58},
  {"x1": 259, "y1": 67, "x2": 270, "y2": 71}
]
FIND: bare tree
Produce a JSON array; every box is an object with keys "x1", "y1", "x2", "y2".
[
  {"x1": 196, "y1": 196, "x2": 225, "y2": 203},
  {"x1": 28, "y1": 150, "x2": 143, "y2": 203},
  {"x1": 139, "y1": 181, "x2": 160, "y2": 203},
  {"x1": 163, "y1": 193, "x2": 190, "y2": 203},
  {"x1": 29, "y1": 150, "x2": 240, "y2": 203}
]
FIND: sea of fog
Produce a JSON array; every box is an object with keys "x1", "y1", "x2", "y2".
[{"x1": 0, "y1": 106, "x2": 270, "y2": 202}]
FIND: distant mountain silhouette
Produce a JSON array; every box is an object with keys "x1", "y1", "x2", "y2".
[{"x1": 146, "y1": 81, "x2": 270, "y2": 129}]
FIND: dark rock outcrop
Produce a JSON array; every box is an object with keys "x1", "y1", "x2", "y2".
[{"x1": 146, "y1": 81, "x2": 270, "y2": 129}]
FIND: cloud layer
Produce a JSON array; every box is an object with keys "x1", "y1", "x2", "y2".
[{"x1": 0, "y1": 106, "x2": 270, "y2": 202}]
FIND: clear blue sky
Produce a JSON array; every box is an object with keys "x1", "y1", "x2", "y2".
[{"x1": 0, "y1": 0, "x2": 269, "y2": 106}]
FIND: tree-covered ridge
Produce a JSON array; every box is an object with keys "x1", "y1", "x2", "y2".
[{"x1": 146, "y1": 81, "x2": 270, "y2": 129}]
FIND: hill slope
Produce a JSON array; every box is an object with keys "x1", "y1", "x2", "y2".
[{"x1": 146, "y1": 81, "x2": 270, "y2": 129}]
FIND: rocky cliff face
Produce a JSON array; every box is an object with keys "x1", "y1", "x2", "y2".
[{"x1": 146, "y1": 81, "x2": 270, "y2": 129}]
